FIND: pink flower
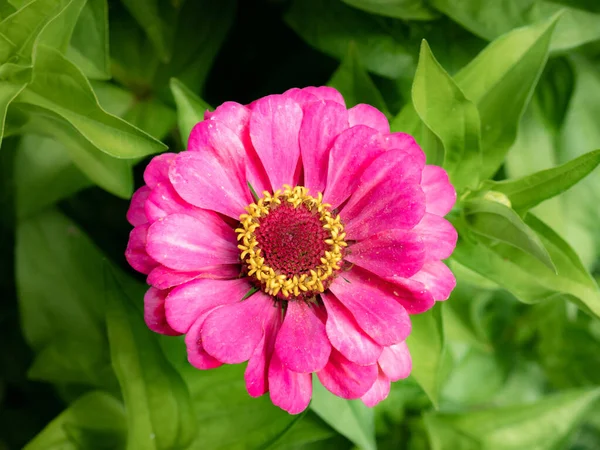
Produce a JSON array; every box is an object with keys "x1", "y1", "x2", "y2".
[{"x1": 125, "y1": 86, "x2": 457, "y2": 414}]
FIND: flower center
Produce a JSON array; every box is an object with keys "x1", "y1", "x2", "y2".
[{"x1": 236, "y1": 185, "x2": 347, "y2": 299}]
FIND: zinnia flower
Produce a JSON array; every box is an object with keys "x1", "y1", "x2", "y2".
[{"x1": 125, "y1": 86, "x2": 457, "y2": 413}]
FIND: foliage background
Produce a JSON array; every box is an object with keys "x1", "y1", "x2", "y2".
[{"x1": 2, "y1": 0, "x2": 600, "y2": 449}]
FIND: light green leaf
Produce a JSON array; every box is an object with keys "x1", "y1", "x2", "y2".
[
  {"x1": 412, "y1": 40, "x2": 481, "y2": 191},
  {"x1": 170, "y1": 77, "x2": 210, "y2": 145},
  {"x1": 105, "y1": 268, "x2": 196, "y2": 450},
  {"x1": 285, "y1": 0, "x2": 414, "y2": 79},
  {"x1": 0, "y1": 62, "x2": 30, "y2": 148},
  {"x1": 123, "y1": 97, "x2": 176, "y2": 141},
  {"x1": 534, "y1": 56, "x2": 574, "y2": 131},
  {"x1": 24, "y1": 391, "x2": 127, "y2": 450},
  {"x1": 36, "y1": 0, "x2": 85, "y2": 53},
  {"x1": 463, "y1": 198, "x2": 556, "y2": 271},
  {"x1": 15, "y1": 134, "x2": 91, "y2": 218},
  {"x1": 425, "y1": 388, "x2": 600, "y2": 450},
  {"x1": 15, "y1": 44, "x2": 167, "y2": 159},
  {"x1": 406, "y1": 304, "x2": 450, "y2": 407},
  {"x1": 341, "y1": 0, "x2": 439, "y2": 20},
  {"x1": 310, "y1": 377, "x2": 376, "y2": 450}
]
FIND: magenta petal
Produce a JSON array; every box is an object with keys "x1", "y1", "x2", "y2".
[
  {"x1": 144, "y1": 287, "x2": 181, "y2": 336},
  {"x1": 378, "y1": 341, "x2": 412, "y2": 382},
  {"x1": 345, "y1": 230, "x2": 426, "y2": 278},
  {"x1": 268, "y1": 352, "x2": 312, "y2": 414},
  {"x1": 348, "y1": 104, "x2": 390, "y2": 134},
  {"x1": 412, "y1": 213, "x2": 458, "y2": 261},
  {"x1": 143, "y1": 153, "x2": 177, "y2": 188},
  {"x1": 169, "y1": 151, "x2": 251, "y2": 219},
  {"x1": 385, "y1": 133, "x2": 426, "y2": 170},
  {"x1": 422, "y1": 165, "x2": 456, "y2": 216},
  {"x1": 281, "y1": 87, "x2": 319, "y2": 106},
  {"x1": 321, "y1": 292, "x2": 382, "y2": 365},
  {"x1": 250, "y1": 94, "x2": 303, "y2": 190},
  {"x1": 302, "y1": 86, "x2": 345, "y2": 106},
  {"x1": 329, "y1": 271, "x2": 411, "y2": 346},
  {"x1": 245, "y1": 306, "x2": 283, "y2": 397},
  {"x1": 300, "y1": 100, "x2": 349, "y2": 194},
  {"x1": 323, "y1": 125, "x2": 385, "y2": 209},
  {"x1": 127, "y1": 186, "x2": 150, "y2": 226},
  {"x1": 185, "y1": 314, "x2": 223, "y2": 370},
  {"x1": 145, "y1": 181, "x2": 205, "y2": 223},
  {"x1": 275, "y1": 301, "x2": 331, "y2": 373},
  {"x1": 200, "y1": 102, "x2": 250, "y2": 143},
  {"x1": 317, "y1": 349, "x2": 378, "y2": 399},
  {"x1": 165, "y1": 278, "x2": 251, "y2": 333},
  {"x1": 146, "y1": 213, "x2": 239, "y2": 271},
  {"x1": 125, "y1": 224, "x2": 158, "y2": 275},
  {"x1": 361, "y1": 368, "x2": 391, "y2": 407},
  {"x1": 147, "y1": 264, "x2": 239, "y2": 290},
  {"x1": 202, "y1": 292, "x2": 276, "y2": 364},
  {"x1": 382, "y1": 275, "x2": 435, "y2": 314},
  {"x1": 410, "y1": 261, "x2": 456, "y2": 301}
]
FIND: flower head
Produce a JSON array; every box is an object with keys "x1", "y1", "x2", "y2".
[{"x1": 125, "y1": 86, "x2": 457, "y2": 413}]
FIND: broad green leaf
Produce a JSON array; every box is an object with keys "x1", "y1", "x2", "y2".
[
  {"x1": 453, "y1": 13, "x2": 560, "y2": 180},
  {"x1": 170, "y1": 77, "x2": 210, "y2": 145},
  {"x1": 534, "y1": 56, "x2": 574, "y2": 131},
  {"x1": 482, "y1": 149, "x2": 600, "y2": 213},
  {"x1": 425, "y1": 388, "x2": 600, "y2": 450},
  {"x1": 342, "y1": 0, "x2": 439, "y2": 20},
  {"x1": 123, "y1": 98, "x2": 176, "y2": 141},
  {"x1": 0, "y1": 63, "x2": 30, "y2": 148},
  {"x1": 327, "y1": 42, "x2": 389, "y2": 115},
  {"x1": 285, "y1": 0, "x2": 414, "y2": 78},
  {"x1": 15, "y1": 45, "x2": 166, "y2": 159},
  {"x1": 310, "y1": 377, "x2": 376, "y2": 450},
  {"x1": 412, "y1": 40, "x2": 481, "y2": 191},
  {"x1": 24, "y1": 391, "x2": 127, "y2": 450},
  {"x1": 36, "y1": 0, "x2": 85, "y2": 53},
  {"x1": 463, "y1": 198, "x2": 556, "y2": 271},
  {"x1": 268, "y1": 412, "x2": 350, "y2": 450},
  {"x1": 15, "y1": 134, "x2": 91, "y2": 218},
  {"x1": 429, "y1": 0, "x2": 600, "y2": 52},
  {"x1": 406, "y1": 304, "x2": 449, "y2": 407},
  {"x1": 16, "y1": 209, "x2": 116, "y2": 388},
  {"x1": 105, "y1": 268, "x2": 196, "y2": 450}
]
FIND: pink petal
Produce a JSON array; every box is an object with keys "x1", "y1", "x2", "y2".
[
  {"x1": 185, "y1": 314, "x2": 223, "y2": 370},
  {"x1": 360, "y1": 368, "x2": 391, "y2": 407},
  {"x1": 203, "y1": 101, "x2": 250, "y2": 140},
  {"x1": 143, "y1": 287, "x2": 181, "y2": 336},
  {"x1": 412, "y1": 213, "x2": 457, "y2": 261},
  {"x1": 275, "y1": 301, "x2": 331, "y2": 373},
  {"x1": 268, "y1": 352, "x2": 312, "y2": 414},
  {"x1": 323, "y1": 125, "x2": 386, "y2": 209},
  {"x1": 302, "y1": 86, "x2": 345, "y2": 106},
  {"x1": 329, "y1": 270, "x2": 411, "y2": 346},
  {"x1": 202, "y1": 292, "x2": 277, "y2": 364},
  {"x1": 143, "y1": 153, "x2": 177, "y2": 188},
  {"x1": 378, "y1": 341, "x2": 412, "y2": 381},
  {"x1": 169, "y1": 150, "x2": 251, "y2": 219},
  {"x1": 410, "y1": 261, "x2": 456, "y2": 301},
  {"x1": 147, "y1": 264, "x2": 240, "y2": 290},
  {"x1": 245, "y1": 307, "x2": 283, "y2": 397},
  {"x1": 127, "y1": 186, "x2": 150, "y2": 226},
  {"x1": 125, "y1": 224, "x2": 158, "y2": 274},
  {"x1": 321, "y1": 292, "x2": 382, "y2": 365},
  {"x1": 385, "y1": 133, "x2": 426, "y2": 170},
  {"x1": 345, "y1": 229, "x2": 426, "y2": 278},
  {"x1": 249, "y1": 94, "x2": 303, "y2": 190},
  {"x1": 281, "y1": 87, "x2": 319, "y2": 106},
  {"x1": 381, "y1": 275, "x2": 435, "y2": 314},
  {"x1": 144, "y1": 181, "x2": 205, "y2": 223},
  {"x1": 146, "y1": 213, "x2": 239, "y2": 271},
  {"x1": 300, "y1": 100, "x2": 349, "y2": 194},
  {"x1": 317, "y1": 349, "x2": 378, "y2": 399},
  {"x1": 165, "y1": 278, "x2": 252, "y2": 333},
  {"x1": 422, "y1": 165, "x2": 456, "y2": 216},
  {"x1": 348, "y1": 104, "x2": 390, "y2": 134}
]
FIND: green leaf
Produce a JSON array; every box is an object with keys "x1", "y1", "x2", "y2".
[
  {"x1": 341, "y1": 0, "x2": 439, "y2": 20},
  {"x1": 105, "y1": 268, "x2": 196, "y2": 450},
  {"x1": 534, "y1": 56, "x2": 575, "y2": 131},
  {"x1": 0, "y1": 62, "x2": 30, "y2": 148},
  {"x1": 285, "y1": 0, "x2": 414, "y2": 79},
  {"x1": 170, "y1": 77, "x2": 210, "y2": 145},
  {"x1": 327, "y1": 42, "x2": 389, "y2": 115},
  {"x1": 122, "y1": 97, "x2": 176, "y2": 141},
  {"x1": 406, "y1": 304, "x2": 449, "y2": 407},
  {"x1": 310, "y1": 377, "x2": 376, "y2": 450},
  {"x1": 24, "y1": 391, "x2": 127, "y2": 450},
  {"x1": 481, "y1": 149, "x2": 600, "y2": 213},
  {"x1": 453, "y1": 13, "x2": 561, "y2": 180},
  {"x1": 412, "y1": 40, "x2": 481, "y2": 191},
  {"x1": 15, "y1": 134, "x2": 91, "y2": 218},
  {"x1": 35, "y1": 0, "x2": 85, "y2": 54},
  {"x1": 425, "y1": 388, "x2": 600, "y2": 450},
  {"x1": 15, "y1": 44, "x2": 166, "y2": 159},
  {"x1": 268, "y1": 411, "x2": 350, "y2": 450},
  {"x1": 463, "y1": 198, "x2": 556, "y2": 271}
]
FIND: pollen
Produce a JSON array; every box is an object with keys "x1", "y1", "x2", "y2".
[{"x1": 236, "y1": 185, "x2": 347, "y2": 299}]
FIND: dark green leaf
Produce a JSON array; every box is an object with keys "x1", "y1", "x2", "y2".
[
  {"x1": 534, "y1": 56, "x2": 575, "y2": 131},
  {"x1": 341, "y1": 0, "x2": 439, "y2": 20},
  {"x1": 412, "y1": 40, "x2": 481, "y2": 191},
  {"x1": 170, "y1": 77, "x2": 210, "y2": 145},
  {"x1": 268, "y1": 411, "x2": 350, "y2": 450}
]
